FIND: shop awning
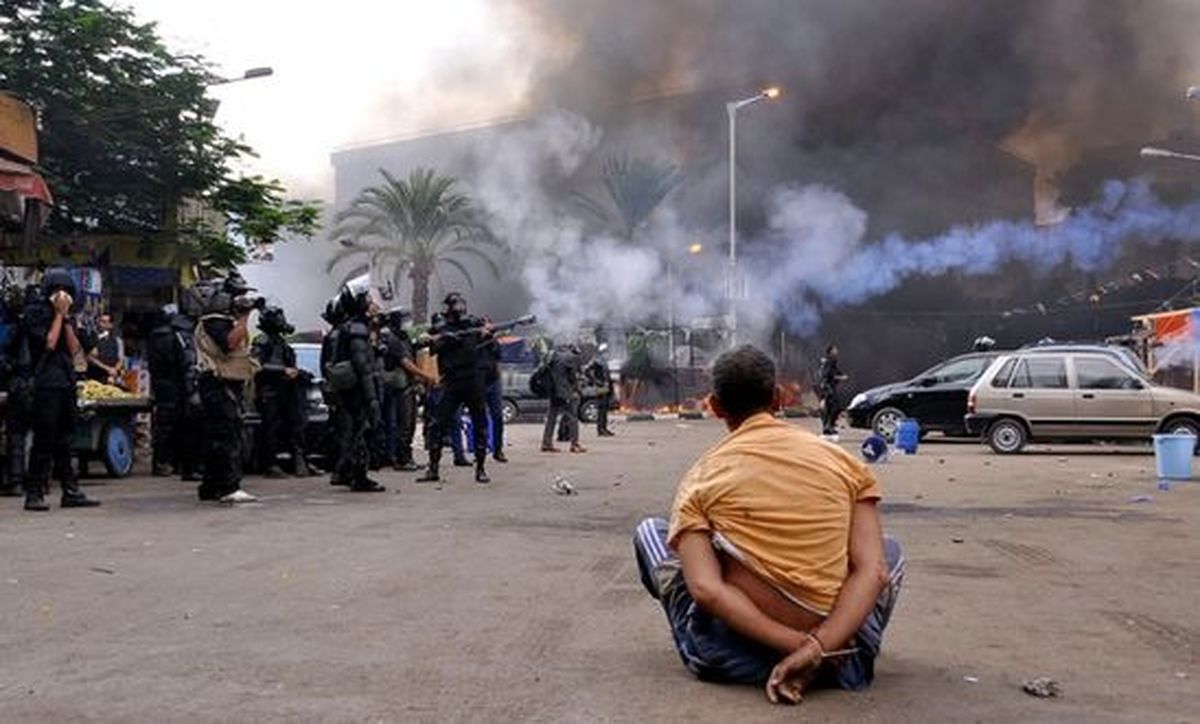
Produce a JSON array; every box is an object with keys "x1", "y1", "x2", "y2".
[{"x1": 0, "y1": 157, "x2": 52, "y2": 203}]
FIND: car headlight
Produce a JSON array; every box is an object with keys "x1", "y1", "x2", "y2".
[{"x1": 849, "y1": 393, "x2": 867, "y2": 410}]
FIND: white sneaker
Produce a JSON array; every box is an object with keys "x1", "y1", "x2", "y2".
[{"x1": 220, "y1": 489, "x2": 259, "y2": 504}]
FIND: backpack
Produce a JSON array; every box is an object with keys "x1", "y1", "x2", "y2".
[{"x1": 529, "y1": 362, "x2": 551, "y2": 399}]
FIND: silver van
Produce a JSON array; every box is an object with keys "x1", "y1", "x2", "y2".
[{"x1": 965, "y1": 352, "x2": 1200, "y2": 453}]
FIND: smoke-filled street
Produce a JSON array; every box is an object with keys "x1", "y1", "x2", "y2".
[{"x1": 1, "y1": 423, "x2": 1194, "y2": 722}]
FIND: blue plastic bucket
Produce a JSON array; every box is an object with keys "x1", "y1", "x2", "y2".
[
  {"x1": 896, "y1": 419, "x2": 921, "y2": 454},
  {"x1": 1154, "y1": 434, "x2": 1196, "y2": 480}
]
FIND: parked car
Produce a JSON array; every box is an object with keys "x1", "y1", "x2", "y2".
[
  {"x1": 847, "y1": 352, "x2": 1004, "y2": 440},
  {"x1": 498, "y1": 338, "x2": 617, "y2": 424},
  {"x1": 965, "y1": 350, "x2": 1200, "y2": 454},
  {"x1": 847, "y1": 344, "x2": 1149, "y2": 442},
  {"x1": 243, "y1": 342, "x2": 332, "y2": 470}
]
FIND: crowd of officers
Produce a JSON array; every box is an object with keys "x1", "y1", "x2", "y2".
[{"x1": 2, "y1": 269, "x2": 615, "y2": 511}]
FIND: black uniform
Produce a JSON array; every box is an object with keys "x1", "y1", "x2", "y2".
[
  {"x1": 422, "y1": 312, "x2": 490, "y2": 483},
  {"x1": 23, "y1": 278, "x2": 100, "y2": 511},
  {"x1": 542, "y1": 346, "x2": 582, "y2": 449},
  {"x1": 148, "y1": 310, "x2": 186, "y2": 475},
  {"x1": 587, "y1": 356, "x2": 614, "y2": 436},
  {"x1": 818, "y1": 354, "x2": 844, "y2": 436},
  {"x1": 0, "y1": 287, "x2": 37, "y2": 497},
  {"x1": 330, "y1": 315, "x2": 384, "y2": 491},
  {"x1": 252, "y1": 328, "x2": 311, "y2": 476}
]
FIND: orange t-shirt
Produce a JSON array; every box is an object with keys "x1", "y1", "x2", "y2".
[{"x1": 668, "y1": 413, "x2": 881, "y2": 615}]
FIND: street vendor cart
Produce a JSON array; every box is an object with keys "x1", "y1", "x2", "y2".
[{"x1": 74, "y1": 393, "x2": 150, "y2": 478}]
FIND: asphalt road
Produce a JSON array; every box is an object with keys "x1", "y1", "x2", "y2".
[{"x1": 1, "y1": 419, "x2": 1196, "y2": 722}]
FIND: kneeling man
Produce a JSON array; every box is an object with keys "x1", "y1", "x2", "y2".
[{"x1": 634, "y1": 345, "x2": 904, "y2": 704}]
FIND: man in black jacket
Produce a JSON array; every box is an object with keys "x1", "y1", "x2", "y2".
[
  {"x1": 1, "y1": 284, "x2": 39, "y2": 498},
  {"x1": 542, "y1": 343, "x2": 585, "y2": 454},
  {"x1": 818, "y1": 344, "x2": 848, "y2": 439},
  {"x1": 479, "y1": 325, "x2": 507, "y2": 463},
  {"x1": 417, "y1": 293, "x2": 492, "y2": 484},
  {"x1": 22, "y1": 269, "x2": 100, "y2": 511},
  {"x1": 252, "y1": 306, "x2": 313, "y2": 477},
  {"x1": 148, "y1": 304, "x2": 185, "y2": 476}
]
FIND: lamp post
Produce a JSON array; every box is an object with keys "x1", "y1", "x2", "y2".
[
  {"x1": 1140, "y1": 146, "x2": 1200, "y2": 163},
  {"x1": 726, "y1": 86, "x2": 780, "y2": 348}
]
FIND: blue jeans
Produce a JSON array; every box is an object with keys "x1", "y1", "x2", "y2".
[
  {"x1": 633, "y1": 517, "x2": 905, "y2": 688},
  {"x1": 484, "y1": 379, "x2": 504, "y2": 451},
  {"x1": 381, "y1": 387, "x2": 400, "y2": 464}
]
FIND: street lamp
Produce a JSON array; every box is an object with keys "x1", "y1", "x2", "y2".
[
  {"x1": 209, "y1": 67, "x2": 275, "y2": 87},
  {"x1": 726, "y1": 86, "x2": 780, "y2": 347},
  {"x1": 1140, "y1": 146, "x2": 1200, "y2": 163}
]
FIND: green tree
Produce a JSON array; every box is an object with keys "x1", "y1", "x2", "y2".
[
  {"x1": 0, "y1": 0, "x2": 320, "y2": 269},
  {"x1": 573, "y1": 155, "x2": 682, "y2": 242},
  {"x1": 329, "y1": 168, "x2": 501, "y2": 321}
]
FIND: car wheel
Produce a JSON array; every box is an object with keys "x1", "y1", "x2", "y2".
[
  {"x1": 578, "y1": 398, "x2": 600, "y2": 424},
  {"x1": 987, "y1": 418, "x2": 1027, "y2": 455},
  {"x1": 501, "y1": 399, "x2": 519, "y2": 424},
  {"x1": 1164, "y1": 417, "x2": 1200, "y2": 453},
  {"x1": 871, "y1": 407, "x2": 906, "y2": 442}
]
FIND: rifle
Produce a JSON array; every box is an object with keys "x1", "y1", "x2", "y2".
[
  {"x1": 415, "y1": 314, "x2": 538, "y2": 349},
  {"x1": 258, "y1": 363, "x2": 314, "y2": 383}
]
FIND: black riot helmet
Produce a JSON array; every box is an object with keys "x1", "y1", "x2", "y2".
[
  {"x1": 258, "y1": 306, "x2": 293, "y2": 335},
  {"x1": 337, "y1": 273, "x2": 379, "y2": 321},
  {"x1": 442, "y1": 292, "x2": 467, "y2": 320},
  {"x1": 223, "y1": 272, "x2": 255, "y2": 296},
  {"x1": 321, "y1": 296, "x2": 344, "y2": 326},
  {"x1": 42, "y1": 267, "x2": 77, "y2": 299}
]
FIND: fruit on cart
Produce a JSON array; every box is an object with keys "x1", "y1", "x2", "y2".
[{"x1": 77, "y1": 380, "x2": 134, "y2": 400}]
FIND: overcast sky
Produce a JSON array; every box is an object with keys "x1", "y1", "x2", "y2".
[{"x1": 121, "y1": 0, "x2": 538, "y2": 201}]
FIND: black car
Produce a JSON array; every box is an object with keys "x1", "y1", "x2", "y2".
[{"x1": 846, "y1": 352, "x2": 1002, "y2": 440}]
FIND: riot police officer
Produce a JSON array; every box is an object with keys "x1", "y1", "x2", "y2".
[
  {"x1": 148, "y1": 303, "x2": 186, "y2": 476},
  {"x1": 378, "y1": 308, "x2": 435, "y2": 471},
  {"x1": 23, "y1": 269, "x2": 100, "y2": 511},
  {"x1": 326, "y1": 276, "x2": 385, "y2": 492},
  {"x1": 194, "y1": 273, "x2": 260, "y2": 503},
  {"x1": 252, "y1": 306, "x2": 314, "y2": 478},
  {"x1": 0, "y1": 284, "x2": 38, "y2": 498},
  {"x1": 418, "y1": 292, "x2": 491, "y2": 484}
]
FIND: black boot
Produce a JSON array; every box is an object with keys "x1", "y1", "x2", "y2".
[
  {"x1": 416, "y1": 454, "x2": 441, "y2": 483},
  {"x1": 493, "y1": 450, "x2": 508, "y2": 463},
  {"x1": 350, "y1": 477, "x2": 386, "y2": 493},
  {"x1": 452, "y1": 454, "x2": 471, "y2": 467},
  {"x1": 152, "y1": 462, "x2": 174, "y2": 477},
  {"x1": 474, "y1": 457, "x2": 490, "y2": 485},
  {"x1": 24, "y1": 482, "x2": 48, "y2": 512},
  {"x1": 61, "y1": 479, "x2": 100, "y2": 508}
]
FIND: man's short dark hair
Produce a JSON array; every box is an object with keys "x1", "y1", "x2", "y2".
[{"x1": 711, "y1": 345, "x2": 776, "y2": 420}]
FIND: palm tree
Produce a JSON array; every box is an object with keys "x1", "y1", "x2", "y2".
[
  {"x1": 329, "y1": 168, "x2": 501, "y2": 321},
  {"x1": 573, "y1": 155, "x2": 682, "y2": 242}
]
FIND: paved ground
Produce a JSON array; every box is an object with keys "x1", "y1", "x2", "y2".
[{"x1": 1, "y1": 418, "x2": 1197, "y2": 723}]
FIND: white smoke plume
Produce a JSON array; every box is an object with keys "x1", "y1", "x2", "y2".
[
  {"x1": 468, "y1": 111, "x2": 684, "y2": 338},
  {"x1": 749, "y1": 179, "x2": 1200, "y2": 335}
]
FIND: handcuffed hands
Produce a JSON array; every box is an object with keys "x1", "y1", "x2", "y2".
[{"x1": 765, "y1": 637, "x2": 824, "y2": 705}]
